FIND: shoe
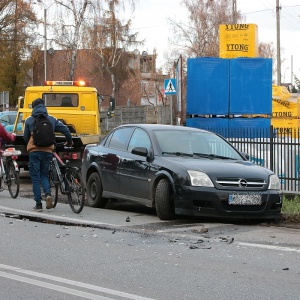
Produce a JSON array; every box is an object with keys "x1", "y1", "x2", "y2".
[
  {"x1": 46, "y1": 194, "x2": 53, "y2": 209},
  {"x1": 33, "y1": 203, "x2": 43, "y2": 212}
]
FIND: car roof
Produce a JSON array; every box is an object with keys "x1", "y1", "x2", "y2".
[
  {"x1": 0, "y1": 111, "x2": 17, "y2": 115},
  {"x1": 118, "y1": 123, "x2": 211, "y2": 133}
]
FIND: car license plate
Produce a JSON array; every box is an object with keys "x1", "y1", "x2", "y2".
[{"x1": 228, "y1": 193, "x2": 262, "y2": 205}]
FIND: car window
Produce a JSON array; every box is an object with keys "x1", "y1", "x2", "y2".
[
  {"x1": 127, "y1": 128, "x2": 151, "y2": 153},
  {"x1": 155, "y1": 130, "x2": 241, "y2": 159},
  {"x1": 8, "y1": 114, "x2": 17, "y2": 124},
  {"x1": 108, "y1": 127, "x2": 132, "y2": 150},
  {"x1": 1, "y1": 115, "x2": 10, "y2": 125}
]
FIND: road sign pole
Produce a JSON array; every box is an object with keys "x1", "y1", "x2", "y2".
[{"x1": 170, "y1": 95, "x2": 173, "y2": 125}]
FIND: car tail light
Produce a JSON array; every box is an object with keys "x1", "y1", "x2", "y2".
[{"x1": 59, "y1": 152, "x2": 80, "y2": 160}]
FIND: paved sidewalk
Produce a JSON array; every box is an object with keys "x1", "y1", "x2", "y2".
[{"x1": 0, "y1": 189, "x2": 161, "y2": 230}]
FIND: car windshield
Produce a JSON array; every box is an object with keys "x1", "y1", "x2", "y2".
[{"x1": 154, "y1": 129, "x2": 242, "y2": 160}]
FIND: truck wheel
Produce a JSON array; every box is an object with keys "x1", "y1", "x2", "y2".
[
  {"x1": 155, "y1": 178, "x2": 176, "y2": 220},
  {"x1": 86, "y1": 172, "x2": 108, "y2": 208}
]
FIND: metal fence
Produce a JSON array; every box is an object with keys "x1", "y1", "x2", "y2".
[
  {"x1": 99, "y1": 107, "x2": 300, "y2": 194},
  {"x1": 202, "y1": 126, "x2": 300, "y2": 195}
]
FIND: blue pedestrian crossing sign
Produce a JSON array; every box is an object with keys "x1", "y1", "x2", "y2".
[{"x1": 164, "y1": 78, "x2": 176, "y2": 95}]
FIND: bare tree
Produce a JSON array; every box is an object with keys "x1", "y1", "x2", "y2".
[
  {"x1": 84, "y1": 0, "x2": 142, "y2": 99},
  {"x1": 169, "y1": 0, "x2": 243, "y2": 59},
  {"x1": 49, "y1": 0, "x2": 142, "y2": 98},
  {"x1": 258, "y1": 41, "x2": 277, "y2": 79},
  {"x1": 121, "y1": 64, "x2": 166, "y2": 108},
  {"x1": 50, "y1": 0, "x2": 92, "y2": 81},
  {"x1": 166, "y1": 0, "x2": 276, "y2": 80},
  {"x1": 0, "y1": 0, "x2": 38, "y2": 105}
]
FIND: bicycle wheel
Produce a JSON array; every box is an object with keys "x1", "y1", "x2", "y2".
[
  {"x1": 49, "y1": 163, "x2": 59, "y2": 207},
  {"x1": 66, "y1": 168, "x2": 85, "y2": 213},
  {"x1": 6, "y1": 158, "x2": 20, "y2": 198}
]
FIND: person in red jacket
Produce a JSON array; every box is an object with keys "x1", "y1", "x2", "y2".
[
  {"x1": 0, "y1": 122, "x2": 16, "y2": 191},
  {"x1": 0, "y1": 123, "x2": 16, "y2": 147}
]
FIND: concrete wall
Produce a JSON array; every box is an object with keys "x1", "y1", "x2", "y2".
[{"x1": 100, "y1": 105, "x2": 172, "y2": 135}]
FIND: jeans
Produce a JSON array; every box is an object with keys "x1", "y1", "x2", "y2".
[{"x1": 29, "y1": 151, "x2": 53, "y2": 203}]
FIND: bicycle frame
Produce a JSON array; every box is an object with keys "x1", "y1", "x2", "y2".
[
  {"x1": 0, "y1": 147, "x2": 21, "y2": 198},
  {"x1": 51, "y1": 152, "x2": 68, "y2": 194},
  {"x1": 49, "y1": 147, "x2": 85, "y2": 213},
  {"x1": 0, "y1": 152, "x2": 20, "y2": 180},
  {"x1": 0, "y1": 154, "x2": 6, "y2": 183}
]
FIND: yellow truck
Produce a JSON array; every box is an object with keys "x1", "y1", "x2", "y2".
[{"x1": 12, "y1": 80, "x2": 115, "y2": 170}]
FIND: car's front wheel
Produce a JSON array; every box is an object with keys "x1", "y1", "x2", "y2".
[
  {"x1": 155, "y1": 178, "x2": 175, "y2": 220},
  {"x1": 86, "y1": 172, "x2": 108, "y2": 208}
]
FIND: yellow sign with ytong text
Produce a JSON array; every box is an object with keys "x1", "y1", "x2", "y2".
[
  {"x1": 271, "y1": 85, "x2": 300, "y2": 137},
  {"x1": 219, "y1": 24, "x2": 258, "y2": 58}
]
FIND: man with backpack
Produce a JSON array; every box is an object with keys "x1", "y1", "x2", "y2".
[{"x1": 23, "y1": 98, "x2": 73, "y2": 212}]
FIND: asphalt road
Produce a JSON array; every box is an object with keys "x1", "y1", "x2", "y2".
[
  {"x1": 0, "y1": 213, "x2": 299, "y2": 300},
  {"x1": 1, "y1": 172, "x2": 300, "y2": 299}
]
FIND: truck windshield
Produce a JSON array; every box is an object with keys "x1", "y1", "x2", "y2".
[{"x1": 42, "y1": 93, "x2": 78, "y2": 107}]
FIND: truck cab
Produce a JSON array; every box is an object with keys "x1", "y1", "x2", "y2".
[{"x1": 13, "y1": 80, "x2": 115, "y2": 169}]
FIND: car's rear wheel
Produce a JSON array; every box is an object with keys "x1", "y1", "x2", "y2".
[
  {"x1": 86, "y1": 172, "x2": 108, "y2": 208},
  {"x1": 155, "y1": 178, "x2": 175, "y2": 220}
]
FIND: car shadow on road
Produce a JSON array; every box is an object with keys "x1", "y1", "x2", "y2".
[{"x1": 104, "y1": 199, "x2": 277, "y2": 227}]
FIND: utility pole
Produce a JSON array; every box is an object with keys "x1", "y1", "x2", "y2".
[
  {"x1": 291, "y1": 55, "x2": 293, "y2": 85},
  {"x1": 232, "y1": 0, "x2": 237, "y2": 23},
  {"x1": 44, "y1": 8, "x2": 47, "y2": 82},
  {"x1": 276, "y1": 0, "x2": 281, "y2": 86}
]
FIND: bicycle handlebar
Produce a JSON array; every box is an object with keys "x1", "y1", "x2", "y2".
[{"x1": 54, "y1": 142, "x2": 74, "y2": 151}]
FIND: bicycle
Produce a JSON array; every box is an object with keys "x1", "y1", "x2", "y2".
[
  {"x1": 48, "y1": 143, "x2": 85, "y2": 213},
  {"x1": 0, "y1": 146, "x2": 21, "y2": 198}
]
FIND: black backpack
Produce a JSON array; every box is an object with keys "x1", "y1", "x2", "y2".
[{"x1": 32, "y1": 115, "x2": 55, "y2": 147}]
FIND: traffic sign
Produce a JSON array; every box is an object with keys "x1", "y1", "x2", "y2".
[{"x1": 164, "y1": 79, "x2": 176, "y2": 95}]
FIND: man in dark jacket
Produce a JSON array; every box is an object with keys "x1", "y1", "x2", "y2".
[{"x1": 24, "y1": 98, "x2": 73, "y2": 212}]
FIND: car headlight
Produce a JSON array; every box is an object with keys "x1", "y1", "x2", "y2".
[
  {"x1": 187, "y1": 170, "x2": 214, "y2": 187},
  {"x1": 268, "y1": 174, "x2": 281, "y2": 190}
]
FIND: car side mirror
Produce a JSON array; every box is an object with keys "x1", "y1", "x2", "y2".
[
  {"x1": 132, "y1": 147, "x2": 148, "y2": 157},
  {"x1": 132, "y1": 147, "x2": 154, "y2": 162}
]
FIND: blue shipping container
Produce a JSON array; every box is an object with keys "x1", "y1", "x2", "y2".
[
  {"x1": 186, "y1": 117, "x2": 270, "y2": 138},
  {"x1": 228, "y1": 118, "x2": 271, "y2": 138},
  {"x1": 187, "y1": 58, "x2": 230, "y2": 115},
  {"x1": 186, "y1": 117, "x2": 230, "y2": 137},
  {"x1": 229, "y1": 58, "x2": 272, "y2": 115}
]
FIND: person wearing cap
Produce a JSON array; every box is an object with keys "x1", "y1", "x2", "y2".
[{"x1": 23, "y1": 98, "x2": 73, "y2": 212}]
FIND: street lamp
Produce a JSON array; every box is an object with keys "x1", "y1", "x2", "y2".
[{"x1": 37, "y1": 0, "x2": 56, "y2": 82}]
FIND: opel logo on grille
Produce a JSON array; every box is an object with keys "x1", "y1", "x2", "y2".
[{"x1": 239, "y1": 179, "x2": 248, "y2": 187}]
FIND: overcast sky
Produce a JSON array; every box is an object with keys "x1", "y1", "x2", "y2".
[{"x1": 131, "y1": 0, "x2": 300, "y2": 83}]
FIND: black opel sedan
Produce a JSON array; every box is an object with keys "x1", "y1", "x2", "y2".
[{"x1": 81, "y1": 124, "x2": 282, "y2": 220}]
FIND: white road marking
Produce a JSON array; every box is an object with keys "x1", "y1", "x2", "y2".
[
  {"x1": 238, "y1": 242, "x2": 300, "y2": 253},
  {"x1": 0, "y1": 264, "x2": 155, "y2": 300},
  {"x1": 0, "y1": 271, "x2": 112, "y2": 300}
]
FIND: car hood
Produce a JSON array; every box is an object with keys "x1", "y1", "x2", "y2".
[{"x1": 162, "y1": 156, "x2": 272, "y2": 178}]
